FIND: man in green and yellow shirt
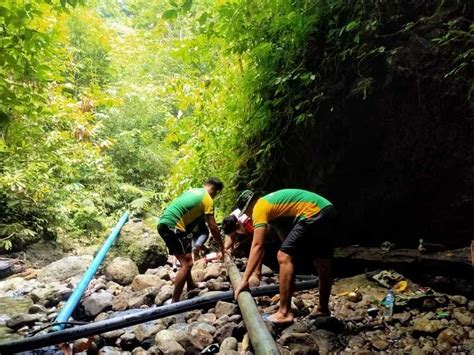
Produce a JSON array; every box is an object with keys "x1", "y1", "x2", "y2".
[
  {"x1": 234, "y1": 189, "x2": 337, "y2": 326},
  {"x1": 158, "y1": 177, "x2": 225, "y2": 302}
]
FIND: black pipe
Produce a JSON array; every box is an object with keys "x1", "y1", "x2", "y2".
[{"x1": 0, "y1": 279, "x2": 318, "y2": 353}]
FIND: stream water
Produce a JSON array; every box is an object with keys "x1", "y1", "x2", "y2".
[{"x1": 0, "y1": 296, "x2": 33, "y2": 342}]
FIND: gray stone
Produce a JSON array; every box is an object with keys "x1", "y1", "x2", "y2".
[
  {"x1": 214, "y1": 323, "x2": 239, "y2": 344},
  {"x1": 310, "y1": 329, "x2": 339, "y2": 353},
  {"x1": 453, "y1": 309, "x2": 472, "y2": 325},
  {"x1": 28, "y1": 304, "x2": 47, "y2": 314},
  {"x1": 6, "y1": 313, "x2": 41, "y2": 330},
  {"x1": 413, "y1": 318, "x2": 445, "y2": 334},
  {"x1": 204, "y1": 263, "x2": 225, "y2": 281},
  {"x1": 38, "y1": 255, "x2": 93, "y2": 282},
  {"x1": 131, "y1": 347, "x2": 147, "y2": 355},
  {"x1": 373, "y1": 339, "x2": 389, "y2": 351},
  {"x1": 451, "y1": 295, "x2": 468, "y2": 306},
  {"x1": 215, "y1": 301, "x2": 238, "y2": 318},
  {"x1": 207, "y1": 280, "x2": 231, "y2": 291},
  {"x1": 109, "y1": 220, "x2": 168, "y2": 272},
  {"x1": 104, "y1": 257, "x2": 139, "y2": 286},
  {"x1": 279, "y1": 332, "x2": 319, "y2": 354},
  {"x1": 82, "y1": 291, "x2": 114, "y2": 317},
  {"x1": 197, "y1": 312, "x2": 217, "y2": 324},
  {"x1": 155, "y1": 330, "x2": 186, "y2": 354},
  {"x1": 220, "y1": 337, "x2": 238, "y2": 351},
  {"x1": 112, "y1": 292, "x2": 129, "y2": 311},
  {"x1": 261, "y1": 264, "x2": 273, "y2": 276},
  {"x1": 131, "y1": 275, "x2": 164, "y2": 292},
  {"x1": 98, "y1": 346, "x2": 123, "y2": 355},
  {"x1": 154, "y1": 284, "x2": 173, "y2": 305}
]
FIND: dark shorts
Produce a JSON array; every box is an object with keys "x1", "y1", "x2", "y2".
[
  {"x1": 279, "y1": 205, "x2": 337, "y2": 259},
  {"x1": 158, "y1": 224, "x2": 192, "y2": 256}
]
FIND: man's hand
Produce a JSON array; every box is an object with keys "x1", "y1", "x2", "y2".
[{"x1": 234, "y1": 279, "x2": 249, "y2": 300}]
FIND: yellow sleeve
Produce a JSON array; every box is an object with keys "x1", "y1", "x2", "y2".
[
  {"x1": 252, "y1": 199, "x2": 268, "y2": 228},
  {"x1": 202, "y1": 192, "x2": 214, "y2": 215}
]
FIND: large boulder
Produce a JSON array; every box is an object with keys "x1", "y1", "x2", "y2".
[
  {"x1": 109, "y1": 220, "x2": 168, "y2": 272},
  {"x1": 104, "y1": 257, "x2": 139, "y2": 286},
  {"x1": 38, "y1": 255, "x2": 93, "y2": 282}
]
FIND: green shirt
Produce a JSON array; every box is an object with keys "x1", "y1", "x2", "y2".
[
  {"x1": 252, "y1": 189, "x2": 332, "y2": 228},
  {"x1": 158, "y1": 188, "x2": 214, "y2": 232}
]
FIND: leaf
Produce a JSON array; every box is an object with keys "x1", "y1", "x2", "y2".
[
  {"x1": 345, "y1": 20, "x2": 359, "y2": 32},
  {"x1": 162, "y1": 9, "x2": 178, "y2": 20},
  {"x1": 182, "y1": 0, "x2": 193, "y2": 13}
]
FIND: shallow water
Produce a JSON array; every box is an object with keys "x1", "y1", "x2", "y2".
[{"x1": 0, "y1": 296, "x2": 33, "y2": 342}]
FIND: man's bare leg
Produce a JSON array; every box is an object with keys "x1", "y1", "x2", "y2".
[
  {"x1": 268, "y1": 250, "x2": 295, "y2": 324},
  {"x1": 312, "y1": 258, "x2": 332, "y2": 315},
  {"x1": 172, "y1": 253, "x2": 194, "y2": 302}
]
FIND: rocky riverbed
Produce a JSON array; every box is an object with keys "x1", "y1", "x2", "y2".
[{"x1": 0, "y1": 253, "x2": 473, "y2": 354}]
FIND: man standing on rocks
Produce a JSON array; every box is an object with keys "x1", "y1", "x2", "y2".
[
  {"x1": 234, "y1": 189, "x2": 337, "y2": 326},
  {"x1": 158, "y1": 177, "x2": 225, "y2": 302}
]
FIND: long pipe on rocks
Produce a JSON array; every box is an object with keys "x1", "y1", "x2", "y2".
[
  {"x1": 52, "y1": 211, "x2": 130, "y2": 332},
  {"x1": 0, "y1": 279, "x2": 318, "y2": 353},
  {"x1": 224, "y1": 255, "x2": 281, "y2": 355}
]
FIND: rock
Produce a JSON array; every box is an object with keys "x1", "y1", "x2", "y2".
[
  {"x1": 191, "y1": 269, "x2": 206, "y2": 283},
  {"x1": 451, "y1": 295, "x2": 468, "y2": 306},
  {"x1": 215, "y1": 315, "x2": 230, "y2": 328},
  {"x1": 462, "y1": 339, "x2": 474, "y2": 352},
  {"x1": 468, "y1": 300, "x2": 474, "y2": 312},
  {"x1": 190, "y1": 321, "x2": 217, "y2": 332},
  {"x1": 214, "y1": 323, "x2": 239, "y2": 344},
  {"x1": 261, "y1": 264, "x2": 273, "y2": 276},
  {"x1": 204, "y1": 263, "x2": 225, "y2": 281},
  {"x1": 311, "y1": 329, "x2": 339, "y2": 353},
  {"x1": 280, "y1": 332, "x2": 319, "y2": 354},
  {"x1": 109, "y1": 220, "x2": 168, "y2": 272},
  {"x1": 155, "y1": 284, "x2": 173, "y2": 305},
  {"x1": 105, "y1": 257, "x2": 139, "y2": 286},
  {"x1": 38, "y1": 255, "x2": 93, "y2": 281},
  {"x1": 193, "y1": 258, "x2": 208, "y2": 270},
  {"x1": 131, "y1": 275, "x2": 164, "y2": 292},
  {"x1": 453, "y1": 309, "x2": 472, "y2": 325},
  {"x1": 98, "y1": 346, "x2": 123, "y2": 355},
  {"x1": 6, "y1": 313, "x2": 41, "y2": 330},
  {"x1": 112, "y1": 292, "x2": 129, "y2": 311},
  {"x1": 179, "y1": 326, "x2": 214, "y2": 352},
  {"x1": 82, "y1": 291, "x2": 114, "y2": 317},
  {"x1": 373, "y1": 339, "x2": 389, "y2": 351},
  {"x1": 131, "y1": 347, "x2": 147, "y2": 355},
  {"x1": 228, "y1": 315, "x2": 241, "y2": 323},
  {"x1": 197, "y1": 313, "x2": 217, "y2": 324},
  {"x1": 207, "y1": 280, "x2": 231, "y2": 291},
  {"x1": 215, "y1": 301, "x2": 238, "y2": 318},
  {"x1": 101, "y1": 329, "x2": 125, "y2": 343},
  {"x1": 145, "y1": 267, "x2": 171, "y2": 281},
  {"x1": 128, "y1": 290, "x2": 155, "y2": 309},
  {"x1": 410, "y1": 346, "x2": 423, "y2": 355},
  {"x1": 118, "y1": 331, "x2": 138, "y2": 351},
  {"x1": 73, "y1": 338, "x2": 94, "y2": 353},
  {"x1": 437, "y1": 327, "x2": 465, "y2": 345},
  {"x1": 106, "y1": 281, "x2": 123, "y2": 296},
  {"x1": 220, "y1": 337, "x2": 238, "y2": 351},
  {"x1": 310, "y1": 316, "x2": 345, "y2": 333},
  {"x1": 413, "y1": 318, "x2": 445, "y2": 334},
  {"x1": 155, "y1": 330, "x2": 186, "y2": 355},
  {"x1": 28, "y1": 304, "x2": 47, "y2": 314},
  {"x1": 185, "y1": 310, "x2": 202, "y2": 323}
]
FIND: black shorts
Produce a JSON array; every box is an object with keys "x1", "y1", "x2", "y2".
[
  {"x1": 158, "y1": 224, "x2": 192, "y2": 256},
  {"x1": 279, "y1": 205, "x2": 337, "y2": 259}
]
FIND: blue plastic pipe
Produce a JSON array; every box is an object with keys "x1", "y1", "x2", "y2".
[{"x1": 52, "y1": 211, "x2": 129, "y2": 331}]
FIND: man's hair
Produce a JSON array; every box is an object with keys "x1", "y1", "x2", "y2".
[
  {"x1": 222, "y1": 214, "x2": 238, "y2": 235},
  {"x1": 204, "y1": 177, "x2": 224, "y2": 192}
]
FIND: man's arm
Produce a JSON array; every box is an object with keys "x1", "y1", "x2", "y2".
[
  {"x1": 234, "y1": 226, "x2": 266, "y2": 298},
  {"x1": 205, "y1": 214, "x2": 225, "y2": 253}
]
